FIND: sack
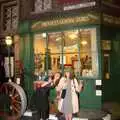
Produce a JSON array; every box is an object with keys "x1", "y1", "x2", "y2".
[{"x1": 61, "y1": 89, "x2": 66, "y2": 99}]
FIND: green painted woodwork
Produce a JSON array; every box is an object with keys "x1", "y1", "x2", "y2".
[
  {"x1": 97, "y1": 26, "x2": 102, "y2": 79},
  {"x1": 19, "y1": 21, "x2": 31, "y2": 34},
  {"x1": 19, "y1": 14, "x2": 102, "y2": 109},
  {"x1": 80, "y1": 79, "x2": 101, "y2": 109},
  {"x1": 79, "y1": 26, "x2": 102, "y2": 109},
  {"x1": 101, "y1": 26, "x2": 120, "y2": 102},
  {"x1": 19, "y1": 31, "x2": 34, "y2": 100}
]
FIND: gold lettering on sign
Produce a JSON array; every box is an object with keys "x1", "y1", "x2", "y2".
[
  {"x1": 103, "y1": 14, "x2": 120, "y2": 25},
  {"x1": 32, "y1": 15, "x2": 99, "y2": 30}
]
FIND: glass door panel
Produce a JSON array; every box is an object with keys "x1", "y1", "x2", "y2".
[
  {"x1": 48, "y1": 32, "x2": 62, "y2": 73},
  {"x1": 79, "y1": 28, "x2": 98, "y2": 77},
  {"x1": 34, "y1": 34, "x2": 46, "y2": 78},
  {"x1": 63, "y1": 30, "x2": 80, "y2": 76}
]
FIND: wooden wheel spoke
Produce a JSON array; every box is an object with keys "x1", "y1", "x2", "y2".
[
  {"x1": 11, "y1": 102, "x2": 21, "y2": 111},
  {"x1": 12, "y1": 105, "x2": 19, "y2": 113},
  {"x1": 13, "y1": 99, "x2": 21, "y2": 104},
  {"x1": 14, "y1": 93, "x2": 19, "y2": 98},
  {"x1": 0, "y1": 82, "x2": 27, "y2": 117},
  {"x1": 15, "y1": 103, "x2": 21, "y2": 110},
  {"x1": 8, "y1": 85, "x2": 12, "y2": 95},
  {"x1": 12, "y1": 87, "x2": 15, "y2": 95}
]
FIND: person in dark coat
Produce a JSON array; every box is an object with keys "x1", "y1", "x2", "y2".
[
  {"x1": 34, "y1": 72, "x2": 61, "y2": 120},
  {"x1": 36, "y1": 83, "x2": 51, "y2": 120}
]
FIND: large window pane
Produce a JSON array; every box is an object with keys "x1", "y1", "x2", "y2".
[
  {"x1": 63, "y1": 30, "x2": 80, "y2": 77},
  {"x1": 34, "y1": 34, "x2": 46, "y2": 77},
  {"x1": 48, "y1": 32, "x2": 62, "y2": 73},
  {"x1": 80, "y1": 28, "x2": 98, "y2": 77},
  {"x1": 33, "y1": 28, "x2": 98, "y2": 78}
]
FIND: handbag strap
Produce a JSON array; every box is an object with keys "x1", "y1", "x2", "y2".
[{"x1": 73, "y1": 79, "x2": 77, "y2": 91}]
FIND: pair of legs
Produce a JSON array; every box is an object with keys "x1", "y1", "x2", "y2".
[
  {"x1": 65, "y1": 113, "x2": 72, "y2": 120},
  {"x1": 39, "y1": 110, "x2": 49, "y2": 120}
]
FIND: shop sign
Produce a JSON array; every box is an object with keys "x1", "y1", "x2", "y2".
[
  {"x1": 103, "y1": 14, "x2": 120, "y2": 25},
  {"x1": 102, "y1": 0, "x2": 113, "y2": 3},
  {"x1": 58, "y1": 0, "x2": 80, "y2": 4},
  {"x1": 63, "y1": 1, "x2": 96, "y2": 11},
  {"x1": 102, "y1": 0, "x2": 120, "y2": 8},
  {"x1": 32, "y1": 14, "x2": 100, "y2": 30}
]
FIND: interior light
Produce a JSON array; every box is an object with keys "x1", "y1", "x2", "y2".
[
  {"x1": 5, "y1": 36, "x2": 12, "y2": 46},
  {"x1": 56, "y1": 37, "x2": 61, "y2": 41},
  {"x1": 42, "y1": 33, "x2": 47, "y2": 38},
  {"x1": 75, "y1": 30, "x2": 79, "y2": 34},
  {"x1": 69, "y1": 34, "x2": 77, "y2": 39},
  {"x1": 81, "y1": 40, "x2": 87, "y2": 45}
]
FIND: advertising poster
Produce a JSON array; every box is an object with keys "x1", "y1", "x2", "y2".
[{"x1": 4, "y1": 57, "x2": 14, "y2": 77}]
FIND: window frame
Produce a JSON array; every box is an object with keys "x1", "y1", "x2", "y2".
[{"x1": 33, "y1": 27, "x2": 100, "y2": 79}]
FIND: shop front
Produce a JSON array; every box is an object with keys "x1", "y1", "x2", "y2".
[{"x1": 18, "y1": 13, "x2": 102, "y2": 109}]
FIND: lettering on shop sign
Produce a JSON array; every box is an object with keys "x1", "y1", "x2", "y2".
[
  {"x1": 32, "y1": 14, "x2": 100, "y2": 30},
  {"x1": 63, "y1": 1, "x2": 96, "y2": 11},
  {"x1": 103, "y1": 14, "x2": 120, "y2": 25},
  {"x1": 58, "y1": 0, "x2": 80, "y2": 5},
  {"x1": 102, "y1": 0, "x2": 120, "y2": 8}
]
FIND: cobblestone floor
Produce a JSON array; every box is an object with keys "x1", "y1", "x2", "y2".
[
  {"x1": 103, "y1": 102, "x2": 120, "y2": 120},
  {"x1": 1, "y1": 102, "x2": 120, "y2": 120}
]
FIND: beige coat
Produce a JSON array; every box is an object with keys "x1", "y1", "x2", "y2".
[{"x1": 56, "y1": 77, "x2": 82, "y2": 113}]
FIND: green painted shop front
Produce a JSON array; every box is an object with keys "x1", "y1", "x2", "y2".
[
  {"x1": 18, "y1": 13, "x2": 102, "y2": 110},
  {"x1": 101, "y1": 26, "x2": 120, "y2": 102}
]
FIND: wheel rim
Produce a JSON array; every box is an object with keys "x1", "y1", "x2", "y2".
[{"x1": 0, "y1": 82, "x2": 27, "y2": 117}]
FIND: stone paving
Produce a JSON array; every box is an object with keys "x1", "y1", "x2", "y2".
[
  {"x1": 1, "y1": 102, "x2": 120, "y2": 120},
  {"x1": 103, "y1": 102, "x2": 120, "y2": 120}
]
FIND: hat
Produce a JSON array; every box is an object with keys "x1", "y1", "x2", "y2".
[{"x1": 64, "y1": 67, "x2": 73, "y2": 73}]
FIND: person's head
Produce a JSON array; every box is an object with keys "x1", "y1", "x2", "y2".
[
  {"x1": 64, "y1": 67, "x2": 74, "y2": 79},
  {"x1": 48, "y1": 70, "x2": 54, "y2": 79},
  {"x1": 54, "y1": 72, "x2": 62, "y2": 80},
  {"x1": 54, "y1": 72, "x2": 62, "y2": 87}
]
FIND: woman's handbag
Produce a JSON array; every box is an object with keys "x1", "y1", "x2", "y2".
[{"x1": 61, "y1": 89, "x2": 66, "y2": 99}]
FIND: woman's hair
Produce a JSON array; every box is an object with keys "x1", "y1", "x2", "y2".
[
  {"x1": 53, "y1": 72, "x2": 62, "y2": 87},
  {"x1": 64, "y1": 71, "x2": 74, "y2": 79}
]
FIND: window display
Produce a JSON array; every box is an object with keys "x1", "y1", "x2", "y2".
[
  {"x1": 48, "y1": 32, "x2": 62, "y2": 72},
  {"x1": 34, "y1": 28, "x2": 98, "y2": 78},
  {"x1": 34, "y1": 34, "x2": 46, "y2": 78},
  {"x1": 34, "y1": 0, "x2": 52, "y2": 13}
]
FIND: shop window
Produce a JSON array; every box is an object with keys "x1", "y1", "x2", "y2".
[
  {"x1": 34, "y1": 0, "x2": 52, "y2": 13},
  {"x1": 34, "y1": 28, "x2": 98, "y2": 78},
  {"x1": 79, "y1": 29, "x2": 98, "y2": 77},
  {"x1": 34, "y1": 34, "x2": 46, "y2": 77},
  {"x1": 63, "y1": 30, "x2": 79, "y2": 76},
  {"x1": 102, "y1": 40, "x2": 111, "y2": 79},
  {"x1": 1, "y1": 1, "x2": 18, "y2": 32},
  {"x1": 48, "y1": 32, "x2": 62, "y2": 72}
]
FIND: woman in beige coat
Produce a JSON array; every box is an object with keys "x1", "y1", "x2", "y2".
[{"x1": 56, "y1": 68, "x2": 83, "y2": 120}]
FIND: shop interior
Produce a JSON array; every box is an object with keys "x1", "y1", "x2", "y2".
[{"x1": 34, "y1": 28, "x2": 98, "y2": 78}]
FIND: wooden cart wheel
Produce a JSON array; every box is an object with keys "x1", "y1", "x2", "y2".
[{"x1": 0, "y1": 82, "x2": 27, "y2": 117}]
